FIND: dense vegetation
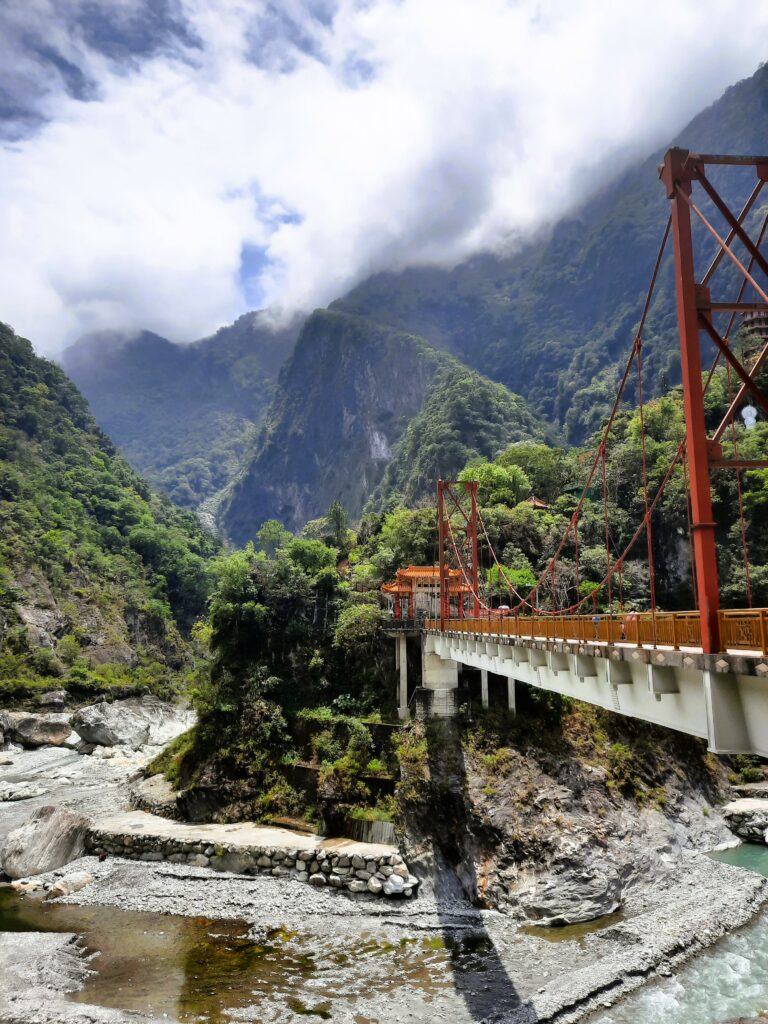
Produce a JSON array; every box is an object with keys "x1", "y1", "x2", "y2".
[
  {"x1": 373, "y1": 362, "x2": 549, "y2": 508},
  {"x1": 0, "y1": 323, "x2": 218, "y2": 694},
  {"x1": 347, "y1": 343, "x2": 768, "y2": 611},
  {"x1": 156, "y1": 515, "x2": 397, "y2": 826}
]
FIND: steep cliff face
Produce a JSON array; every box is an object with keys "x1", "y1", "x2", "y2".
[
  {"x1": 61, "y1": 313, "x2": 300, "y2": 508},
  {"x1": 219, "y1": 310, "x2": 549, "y2": 540},
  {"x1": 219, "y1": 310, "x2": 446, "y2": 540},
  {"x1": 397, "y1": 703, "x2": 731, "y2": 923}
]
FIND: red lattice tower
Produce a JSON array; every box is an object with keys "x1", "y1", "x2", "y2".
[
  {"x1": 437, "y1": 480, "x2": 480, "y2": 629},
  {"x1": 660, "y1": 149, "x2": 768, "y2": 652}
]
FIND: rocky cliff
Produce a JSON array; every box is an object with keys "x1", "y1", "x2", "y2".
[
  {"x1": 397, "y1": 701, "x2": 731, "y2": 924},
  {"x1": 219, "y1": 309, "x2": 547, "y2": 540},
  {"x1": 61, "y1": 313, "x2": 300, "y2": 508}
]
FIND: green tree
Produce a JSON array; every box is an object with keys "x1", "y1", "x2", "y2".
[
  {"x1": 327, "y1": 500, "x2": 348, "y2": 548},
  {"x1": 256, "y1": 519, "x2": 291, "y2": 558},
  {"x1": 459, "y1": 459, "x2": 531, "y2": 506}
]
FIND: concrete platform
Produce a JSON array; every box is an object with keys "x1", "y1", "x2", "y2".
[{"x1": 92, "y1": 810, "x2": 397, "y2": 858}]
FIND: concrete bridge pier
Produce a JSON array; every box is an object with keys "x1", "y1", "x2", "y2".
[
  {"x1": 396, "y1": 634, "x2": 408, "y2": 721},
  {"x1": 480, "y1": 669, "x2": 489, "y2": 709},
  {"x1": 507, "y1": 676, "x2": 516, "y2": 715}
]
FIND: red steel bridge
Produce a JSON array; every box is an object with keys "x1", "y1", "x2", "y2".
[{"x1": 432, "y1": 148, "x2": 768, "y2": 661}]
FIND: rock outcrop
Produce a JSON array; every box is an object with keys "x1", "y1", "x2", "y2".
[
  {"x1": 518, "y1": 866, "x2": 622, "y2": 926},
  {"x1": 0, "y1": 710, "x2": 75, "y2": 748},
  {"x1": 73, "y1": 697, "x2": 195, "y2": 750},
  {"x1": 723, "y1": 798, "x2": 768, "y2": 842},
  {"x1": 0, "y1": 805, "x2": 91, "y2": 879},
  {"x1": 129, "y1": 774, "x2": 181, "y2": 819}
]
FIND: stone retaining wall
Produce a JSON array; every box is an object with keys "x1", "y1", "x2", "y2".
[
  {"x1": 723, "y1": 798, "x2": 768, "y2": 843},
  {"x1": 85, "y1": 829, "x2": 418, "y2": 897}
]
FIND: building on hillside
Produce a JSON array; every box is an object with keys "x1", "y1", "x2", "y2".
[
  {"x1": 742, "y1": 309, "x2": 768, "y2": 343},
  {"x1": 527, "y1": 495, "x2": 550, "y2": 510},
  {"x1": 381, "y1": 565, "x2": 472, "y2": 621}
]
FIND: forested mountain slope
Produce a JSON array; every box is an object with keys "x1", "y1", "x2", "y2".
[
  {"x1": 61, "y1": 312, "x2": 300, "y2": 508},
  {"x1": 335, "y1": 63, "x2": 768, "y2": 441},
  {"x1": 0, "y1": 322, "x2": 218, "y2": 691},
  {"x1": 219, "y1": 310, "x2": 548, "y2": 541},
  {"x1": 58, "y1": 63, "x2": 768, "y2": 528}
]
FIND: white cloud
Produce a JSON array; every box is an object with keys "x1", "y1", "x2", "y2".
[{"x1": 0, "y1": 0, "x2": 766, "y2": 353}]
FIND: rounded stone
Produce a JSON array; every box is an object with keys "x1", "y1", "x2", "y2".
[{"x1": 308, "y1": 873, "x2": 326, "y2": 887}]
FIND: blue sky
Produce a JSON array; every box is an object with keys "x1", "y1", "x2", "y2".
[{"x1": 1, "y1": 0, "x2": 767, "y2": 353}]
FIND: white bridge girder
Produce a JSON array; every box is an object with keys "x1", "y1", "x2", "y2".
[{"x1": 421, "y1": 632, "x2": 768, "y2": 756}]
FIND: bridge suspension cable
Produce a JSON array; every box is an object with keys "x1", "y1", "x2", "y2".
[{"x1": 437, "y1": 150, "x2": 768, "y2": 655}]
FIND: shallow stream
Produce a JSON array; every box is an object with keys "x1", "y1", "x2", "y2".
[
  {"x1": 0, "y1": 886, "x2": 487, "y2": 1022},
  {"x1": 591, "y1": 844, "x2": 768, "y2": 1024},
  {"x1": 2, "y1": 845, "x2": 768, "y2": 1022}
]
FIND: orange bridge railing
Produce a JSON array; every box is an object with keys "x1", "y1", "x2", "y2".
[{"x1": 425, "y1": 609, "x2": 768, "y2": 656}]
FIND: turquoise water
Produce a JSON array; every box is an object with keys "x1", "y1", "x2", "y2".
[{"x1": 594, "y1": 845, "x2": 768, "y2": 1024}]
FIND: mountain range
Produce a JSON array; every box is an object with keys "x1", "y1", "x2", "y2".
[{"x1": 60, "y1": 62, "x2": 768, "y2": 542}]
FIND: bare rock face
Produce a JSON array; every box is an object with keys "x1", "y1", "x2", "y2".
[
  {"x1": 518, "y1": 866, "x2": 623, "y2": 926},
  {"x1": 0, "y1": 805, "x2": 91, "y2": 879},
  {"x1": 73, "y1": 696, "x2": 194, "y2": 751},
  {"x1": 0, "y1": 711, "x2": 74, "y2": 748}
]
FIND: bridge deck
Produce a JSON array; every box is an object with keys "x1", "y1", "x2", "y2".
[{"x1": 426, "y1": 608, "x2": 768, "y2": 657}]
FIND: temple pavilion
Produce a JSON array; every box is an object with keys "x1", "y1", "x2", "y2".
[{"x1": 381, "y1": 565, "x2": 472, "y2": 621}]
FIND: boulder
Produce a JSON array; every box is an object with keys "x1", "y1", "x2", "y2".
[
  {"x1": 39, "y1": 689, "x2": 68, "y2": 709},
  {"x1": 73, "y1": 702, "x2": 150, "y2": 749},
  {"x1": 0, "y1": 782, "x2": 48, "y2": 802},
  {"x1": 47, "y1": 870, "x2": 94, "y2": 899},
  {"x1": 0, "y1": 805, "x2": 91, "y2": 879},
  {"x1": 519, "y1": 868, "x2": 621, "y2": 926},
  {"x1": 383, "y1": 874, "x2": 405, "y2": 896},
  {"x1": 73, "y1": 696, "x2": 194, "y2": 750},
  {"x1": 1, "y1": 712, "x2": 73, "y2": 748}
]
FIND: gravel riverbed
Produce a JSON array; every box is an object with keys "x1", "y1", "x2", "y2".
[{"x1": 1, "y1": 746, "x2": 767, "y2": 1024}]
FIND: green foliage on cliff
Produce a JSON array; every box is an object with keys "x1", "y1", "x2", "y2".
[
  {"x1": 177, "y1": 537, "x2": 395, "y2": 821},
  {"x1": 0, "y1": 322, "x2": 218, "y2": 691},
  {"x1": 374, "y1": 363, "x2": 548, "y2": 508}
]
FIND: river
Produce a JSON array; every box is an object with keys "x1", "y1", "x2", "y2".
[
  {"x1": 2, "y1": 844, "x2": 768, "y2": 1023},
  {"x1": 592, "y1": 845, "x2": 768, "y2": 1024}
]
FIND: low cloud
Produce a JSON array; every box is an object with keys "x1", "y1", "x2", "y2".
[{"x1": 1, "y1": 0, "x2": 767, "y2": 353}]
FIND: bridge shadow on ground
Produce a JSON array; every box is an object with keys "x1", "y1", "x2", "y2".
[{"x1": 422, "y1": 719, "x2": 537, "y2": 1023}]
